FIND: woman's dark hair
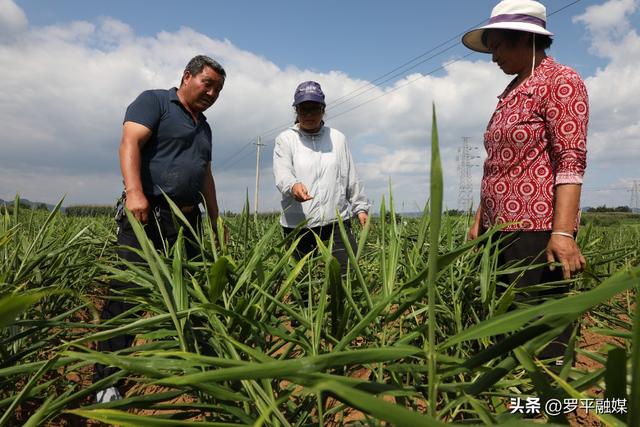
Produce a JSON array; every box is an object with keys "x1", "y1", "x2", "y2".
[{"x1": 481, "y1": 29, "x2": 553, "y2": 51}]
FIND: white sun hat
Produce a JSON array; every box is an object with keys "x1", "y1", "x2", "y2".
[{"x1": 462, "y1": 0, "x2": 554, "y2": 53}]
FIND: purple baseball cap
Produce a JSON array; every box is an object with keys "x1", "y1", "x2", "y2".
[{"x1": 292, "y1": 81, "x2": 325, "y2": 106}]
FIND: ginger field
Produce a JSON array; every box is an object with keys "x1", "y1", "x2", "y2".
[{"x1": 0, "y1": 199, "x2": 638, "y2": 426}]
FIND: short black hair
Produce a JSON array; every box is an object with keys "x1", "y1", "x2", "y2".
[
  {"x1": 180, "y1": 55, "x2": 226, "y2": 86},
  {"x1": 481, "y1": 29, "x2": 553, "y2": 51}
]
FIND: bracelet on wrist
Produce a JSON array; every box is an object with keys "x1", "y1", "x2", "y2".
[{"x1": 551, "y1": 231, "x2": 574, "y2": 239}]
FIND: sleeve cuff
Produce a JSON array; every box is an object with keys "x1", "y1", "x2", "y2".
[
  {"x1": 555, "y1": 172, "x2": 583, "y2": 185},
  {"x1": 286, "y1": 181, "x2": 301, "y2": 195}
]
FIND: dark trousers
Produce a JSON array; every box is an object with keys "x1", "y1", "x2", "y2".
[
  {"x1": 283, "y1": 221, "x2": 357, "y2": 336},
  {"x1": 93, "y1": 202, "x2": 201, "y2": 383},
  {"x1": 497, "y1": 231, "x2": 574, "y2": 359},
  {"x1": 282, "y1": 220, "x2": 358, "y2": 275}
]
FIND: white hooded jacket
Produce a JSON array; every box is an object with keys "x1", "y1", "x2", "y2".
[{"x1": 273, "y1": 124, "x2": 370, "y2": 228}]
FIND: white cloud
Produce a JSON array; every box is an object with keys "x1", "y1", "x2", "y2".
[
  {"x1": 573, "y1": 0, "x2": 637, "y2": 35},
  {"x1": 573, "y1": 0, "x2": 638, "y2": 58},
  {"x1": 575, "y1": 0, "x2": 640, "y2": 207},
  {"x1": 0, "y1": 0, "x2": 638, "y2": 211},
  {"x1": 0, "y1": 0, "x2": 27, "y2": 40}
]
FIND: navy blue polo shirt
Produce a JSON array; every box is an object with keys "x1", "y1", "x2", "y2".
[{"x1": 124, "y1": 88, "x2": 212, "y2": 205}]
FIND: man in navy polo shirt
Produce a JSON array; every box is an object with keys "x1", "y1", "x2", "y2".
[
  {"x1": 121, "y1": 54, "x2": 225, "y2": 224},
  {"x1": 95, "y1": 55, "x2": 226, "y2": 403}
]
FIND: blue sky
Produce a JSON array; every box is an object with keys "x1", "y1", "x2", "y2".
[
  {"x1": 15, "y1": 1, "x2": 606, "y2": 79},
  {"x1": 2, "y1": 0, "x2": 639, "y2": 212}
]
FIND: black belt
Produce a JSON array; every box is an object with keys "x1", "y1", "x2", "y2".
[{"x1": 147, "y1": 196, "x2": 198, "y2": 213}]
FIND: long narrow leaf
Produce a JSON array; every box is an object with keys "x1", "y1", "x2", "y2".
[
  {"x1": 157, "y1": 346, "x2": 420, "y2": 385},
  {"x1": 426, "y1": 103, "x2": 442, "y2": 415}
]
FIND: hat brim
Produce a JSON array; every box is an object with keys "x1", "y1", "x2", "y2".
[
  {"x1": 462, "y1": 23, "x2": 554, "y2": 53},
  {"x1": 292, "y1": 94, "x2": 326, "y2": 106}
]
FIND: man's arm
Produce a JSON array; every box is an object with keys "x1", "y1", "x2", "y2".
[
  {"x1": 202, "y1": 162, "x2": 220, "y2": 226},
  {"x1": 546, "y1": 183, "x2": 586, "y2": 279},
  {"x1": 119, "y1": 121, "x2": 153, "y2": 223}
]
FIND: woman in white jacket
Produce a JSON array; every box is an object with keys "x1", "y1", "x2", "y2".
[{"x1": 273, "y1": 81, "x2": 370, "y2": 272}]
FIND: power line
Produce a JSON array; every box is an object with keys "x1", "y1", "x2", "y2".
[
  {"x1": 329, "y1": 0, "x2": 582, "y2": 109},
  {"x1": 328, "y1": 42, "x2": 461, "y2": 112},
  {"x1": 218, "y1": 51, "x2": 474, "y2": 172},
  {"x1": 326, "y1": 0, "x2": 583, "y2": 122},
  {"x1": 215, "y1": 0, "x2": 584, "y2": 173},
  {"x1": 218, "y1": 50, "x2": 474, "y2": 171},
  {"x1": 547, "y1": 0, "x2": 583, "y2": 17},
  {"x1": 323, "y1": 1, "x2": 584, "y2": 131},
  {"x1": 216, "y1": 140, "x2": 254, "y2": 171},
  {"x1": 252, "y1": 45, "x2": 471, "y2": 143},
  {"x1": 327, "y1": 53, "x2": 474, "y2": 121}
]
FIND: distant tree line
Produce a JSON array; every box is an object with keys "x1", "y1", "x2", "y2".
[
  {"x1": 586, "y1": 205, "x2": 631, "y2": 213},
  {"x1": 444, "y1": 209, "x2": 466, "y2": 216},
  {"x1": 65, "y1": 205, "x2": 115, "y2": 217}
]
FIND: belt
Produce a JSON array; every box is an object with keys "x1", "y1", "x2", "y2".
[{"x1": 148, "y1": 196, "x2": 198, "y2": 213}]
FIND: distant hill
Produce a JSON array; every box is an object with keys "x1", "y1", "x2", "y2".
[{"x1": 0, "y1": 198, "x2": 56, "y2": 211}]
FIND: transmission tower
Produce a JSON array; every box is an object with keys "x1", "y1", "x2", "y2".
[
  {"x1": 456, "y1": 137, "x2": 479, "y2": 212},
  {"x1": 630, "y1": 180, "x2": 640, "y2": 212}
]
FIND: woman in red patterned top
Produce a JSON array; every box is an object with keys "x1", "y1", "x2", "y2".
[{"x1": 462, "y1": 0, "x2": 588, "y2": 360}]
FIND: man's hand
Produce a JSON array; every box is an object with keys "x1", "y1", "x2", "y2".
[
  {"x1": 357, "y1": 211, "x2": 368, "y2": 226},
  {"x1": 210, "y1": 216, "x2": 230, "y2": 245},
  {"x1": 291, "y1": 183, "x2": 313, "y2": 202},
  {"x1": 125, "y1": 189, "x2": 150, "y2": 224},
  {"x1": 546, "y1": 234, "x2": 586, "y2": 280}
]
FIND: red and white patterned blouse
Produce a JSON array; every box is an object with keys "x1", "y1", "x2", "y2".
[{"x1": 481, "y1": 56, "x2": 588, "y2": 231}]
